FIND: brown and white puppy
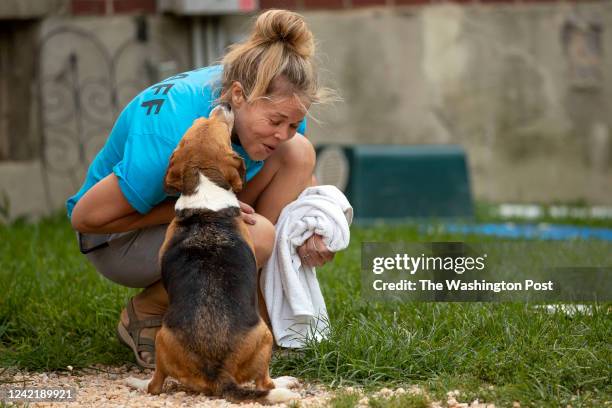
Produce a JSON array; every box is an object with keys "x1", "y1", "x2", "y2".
[{"x1": 128, "y1": 105, "x2": 299, "y2": 404}]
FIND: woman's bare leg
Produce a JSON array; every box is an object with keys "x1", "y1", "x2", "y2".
[
  {"x1": 119, "y1": 281, "x2": 167, "y2": 364},
  {"x1": 238, "y1": 135, "x2": 316, "y2": 224}
]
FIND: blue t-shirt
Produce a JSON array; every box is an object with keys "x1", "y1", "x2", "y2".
[{"x1": 66, "y1": 65, "x2": 306, "y2": 218}]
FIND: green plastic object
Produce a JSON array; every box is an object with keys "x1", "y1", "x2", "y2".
[{"x1": 315, "y1": 145, "x2": 474, "y2": 222}]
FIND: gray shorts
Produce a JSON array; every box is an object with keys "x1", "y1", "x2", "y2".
[{"x1": 78, "y1": 224, "x2": 168, "y2": 288}]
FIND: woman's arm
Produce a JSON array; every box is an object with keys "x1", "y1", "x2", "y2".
[{"x1": 71, "y1": 173, "x2": 176, "y2": 234}]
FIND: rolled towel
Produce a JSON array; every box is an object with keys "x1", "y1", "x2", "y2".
[{"x1": 261, "y1": 185, "x2": 353, "y2": 348}]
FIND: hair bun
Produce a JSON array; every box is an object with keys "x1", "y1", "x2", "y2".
[{"x1": 252, "y1": 9, "x2": 314, "y2": 59}]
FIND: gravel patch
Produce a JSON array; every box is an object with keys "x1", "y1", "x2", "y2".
[
  {"x1": 0, "y1": 365, "x2": 331, "y2": 407},
  {"x1": 0, "y1": 366, "x2": 501, "y2": 407}
]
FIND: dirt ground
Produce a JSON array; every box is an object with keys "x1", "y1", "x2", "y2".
[
  {"x1": 0, "y1": 365, "x2": 498, "y2": 407},
  {"x1": 1, "y1": 365, "x2": 329, "y2": 407}
]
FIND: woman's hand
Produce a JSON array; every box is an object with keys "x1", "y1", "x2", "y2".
[
  {"x1": 239, "y1": 201, "x2": 257, "y2": 225},
  {"x1": 297, "y1": 234, "x2": 335, "y2": 268}
]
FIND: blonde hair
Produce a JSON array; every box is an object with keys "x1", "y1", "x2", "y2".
[{"x1": 219, "y1": 9, "x2": 334, "y2": 107}]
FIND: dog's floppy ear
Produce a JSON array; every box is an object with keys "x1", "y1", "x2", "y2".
[
  {"x1": 229, "y1": 154, "x2": 246, "y2": 193},
  {"x1": 180, "y1": 165, "x2": 202, "y2": 195},
  {"x1": 164, "y1": 150, "x2": 183, "y2": 195}
]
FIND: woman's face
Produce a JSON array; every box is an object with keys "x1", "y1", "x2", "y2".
[{"x1": 229, "y1": 83, "x2": 309, "y2": 161}]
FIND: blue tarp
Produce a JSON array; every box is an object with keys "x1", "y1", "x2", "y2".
[{"x1": 439, "y1": 223, "x2": 612, "y2": 241}]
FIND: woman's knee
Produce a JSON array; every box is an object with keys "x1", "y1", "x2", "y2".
[
  {"x1": 249, "y1": 213, "x2": 276, "y2": 266},
  {"x1": 278, "y1": 135, "x2": 316, "y2": 173}
]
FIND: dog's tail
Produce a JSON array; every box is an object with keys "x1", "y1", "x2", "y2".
[{"x1": 218, "y1": 373, "x2": 299, "y2": 404}]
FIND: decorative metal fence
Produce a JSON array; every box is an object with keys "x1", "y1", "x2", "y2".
[{"x1": 36, "y1": 18, "x2": 186, "y2": 210}]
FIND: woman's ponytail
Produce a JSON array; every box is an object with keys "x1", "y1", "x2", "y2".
[{"x1": 219, "y1": 9, "x2": 335, "y2": 107}]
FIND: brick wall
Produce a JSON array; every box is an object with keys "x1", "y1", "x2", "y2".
[{"x1": 70, "y1": 0, "x2": 605, "y2": 15}]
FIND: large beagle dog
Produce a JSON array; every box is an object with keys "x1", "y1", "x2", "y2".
[{"x1": 133, "y1": 105, "x2": 299, "y2": 403}]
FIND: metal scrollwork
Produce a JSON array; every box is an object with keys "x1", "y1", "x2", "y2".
[{"x1": 37, "y1": 22, "x2": 185, "y2": 211}]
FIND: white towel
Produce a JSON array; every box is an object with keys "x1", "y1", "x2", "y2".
[{"x1": 261, "y1": 185, "x2": 353, "y2": 348}]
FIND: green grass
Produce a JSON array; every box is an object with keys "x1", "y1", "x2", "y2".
[
  {"x1": 368, "y1": 393, "x2": 430, "y2": 408},
  {"x1": 1, "y1": 212, "x2": 610, "y2": 407},
  {"x1": 327, "y1": 389, "x2": 430, "y2": 408},
  {"x1": 328, "y1": 390, "x2": 362, "y2": 408},
  {"x1": 0, "y1": 214, "x2": 138, "y2": 369}
]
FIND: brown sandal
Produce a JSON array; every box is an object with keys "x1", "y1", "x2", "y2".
[{"x1": 116, "y1": 297, "x2": 163, "y2": 369}]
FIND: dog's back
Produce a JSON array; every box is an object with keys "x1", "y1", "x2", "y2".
[
  {"x1": 161, "y1": 206, "x2": 259, "y2": 369},
  {"x1": 154, "y1": 205, "x2": 299, "y2": 403}
]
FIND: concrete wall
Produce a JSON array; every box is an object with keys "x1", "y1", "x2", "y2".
[
  {"x1": 293, "y1": 2, "x2": 611, "y2": 204},
  {"x1": 0, "y1": 14, "x2": 191, "y2": 221}
]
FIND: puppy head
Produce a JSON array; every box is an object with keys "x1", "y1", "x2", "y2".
[{"x1": 164, "y1": 104, "x2": 246, "y2": 195}]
